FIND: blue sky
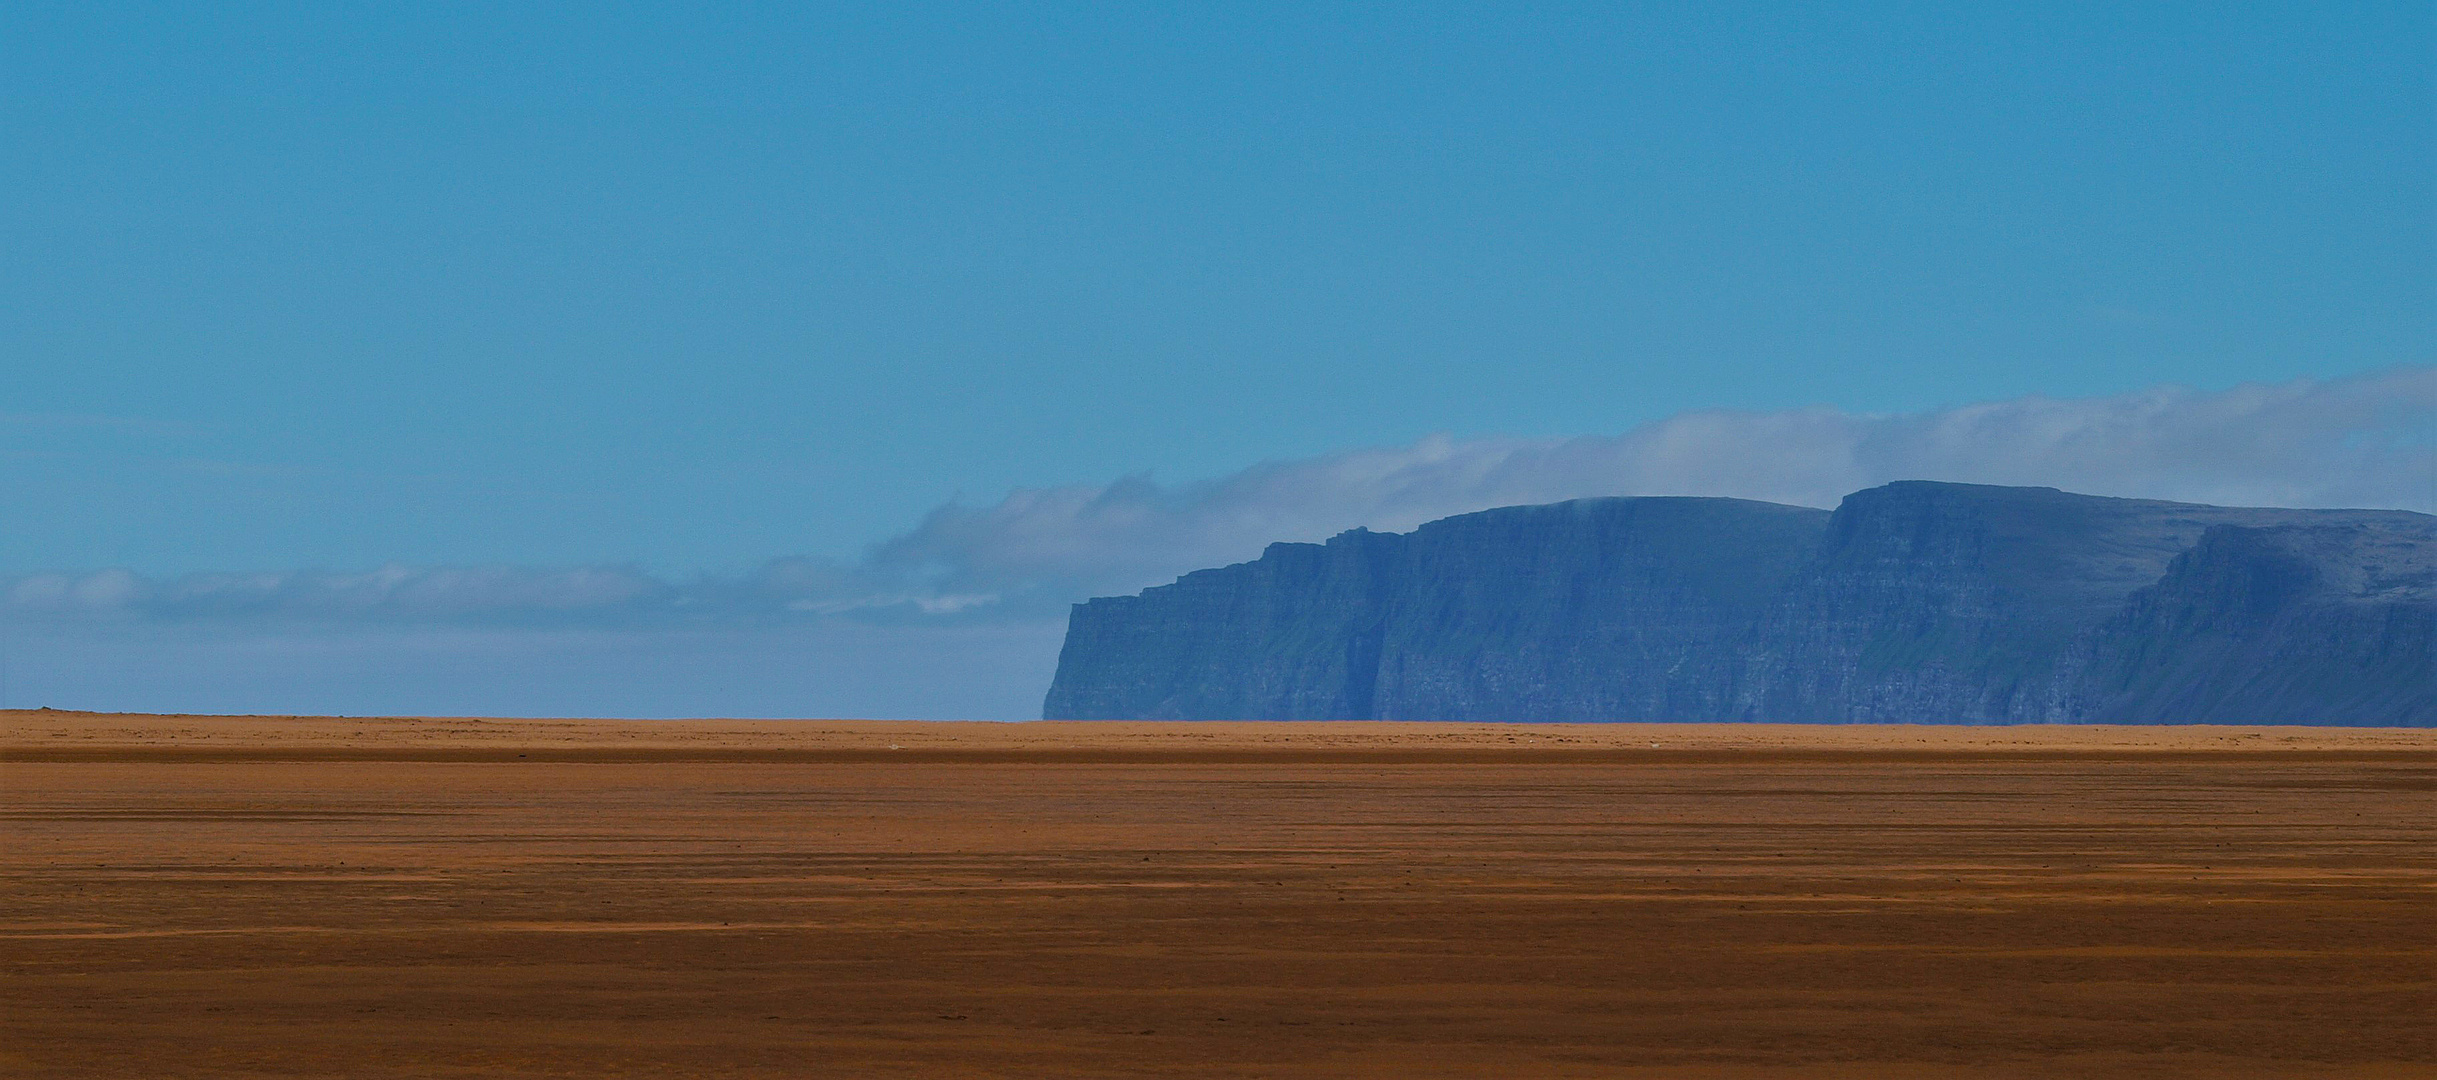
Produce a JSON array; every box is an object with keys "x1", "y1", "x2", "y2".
[{"x1": 2, "y1": 3, "x2": 2429, "y2": 717}]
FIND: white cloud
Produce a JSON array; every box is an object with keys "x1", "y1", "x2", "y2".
[
  {"x1": 0, "y1": 620, "x2": 1066, "y2": 720},
  {"x1": 7, "y1": 564, "x2": 672, "y2": 621},
  {"x1": 5, "y1": 368, "x2": 2425, "y2": 720},
  {"x1": 9, "y1": 368, "x2": 2430, "y2": 627},
  {"x1": 872, "y1": 367, "x2": 2437, "y2": 604}
]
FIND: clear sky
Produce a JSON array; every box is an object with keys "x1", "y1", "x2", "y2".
[{"x1": 2, "y1": 3, "x2": 2429, "y2": 718}]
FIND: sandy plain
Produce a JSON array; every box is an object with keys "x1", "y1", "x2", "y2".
[{"x1": 3, "y1": 711, "x2": 2433, "y2": 1078}]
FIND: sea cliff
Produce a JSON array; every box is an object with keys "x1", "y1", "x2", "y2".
[{"x1": 1043, "y1": 482, "x2": 2435, "y2": 724}]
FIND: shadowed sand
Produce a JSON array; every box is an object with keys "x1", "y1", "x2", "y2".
[{"x1": 4, "y1": 711, "x2": 2433, "y2": 1077}]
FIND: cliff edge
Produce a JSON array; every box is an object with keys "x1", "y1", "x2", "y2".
[{"x1": 1042, "y1": 482, "x2": 2435, "y2": 724}]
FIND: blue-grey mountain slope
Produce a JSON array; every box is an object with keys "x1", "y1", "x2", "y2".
[{"x1": 1043, "y1": 482, "x2": 2435, "y2": 724}]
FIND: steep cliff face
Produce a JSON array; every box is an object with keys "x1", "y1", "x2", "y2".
[
  {"x1": 1042, "y1": 497, "x2": 1826, "y2": 720},
  {"x1": 1042, "y1": 483, "x2": 2437, "y2": 724},
  {"x1": 2079, "y1": 522, "x2": 2436, "y2": 724},
  {"x1": 1731, "y1": 482, "x2": 2378, "y2": 722},
  {"x1": 1364, "y1": 498, "x2": 1828, "y2": 722},
  {"x1": 1043, "y1": 528, "x2": 1406, "y2": 720}
]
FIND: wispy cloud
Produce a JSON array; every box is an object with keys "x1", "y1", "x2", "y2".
[
  {"x1": 9, "y1": 368, "x2": 2430, "y2": 629},
  {"x1": 6, "y1": 368, "x2": 2425, "y2": 719},
  {"x1": 867, "y1": 366, "x2": 2437, "y2": 607},
  {"x1": 7, "y1": 564, "x2": 672, "y2": 621}
]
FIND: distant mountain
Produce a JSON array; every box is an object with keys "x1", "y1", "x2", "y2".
[{"x1": 1043, "y1": 482, "x2": 2435, "y2": 724}]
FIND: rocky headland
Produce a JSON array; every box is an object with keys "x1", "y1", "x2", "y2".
[{"x1": 1044, "y1": 482, "x2": 2435, "y2": 724}]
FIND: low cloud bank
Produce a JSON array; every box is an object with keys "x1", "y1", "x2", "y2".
[
  {"x1": 9, "y1": 368, "x2": 2426, "y2": 719},
  {"x1": 876, "y1": 367, "x2": 2435, "y2": 608},
  {"x1": 0, "y1": 620, "x2": 1067, "y2": 721},
  {"x1": 7, "y1": 565, "x2": 670, "y2": 620},
  {"x1": 11, "y1": 367, "x2": 2432, "y2": 631}
]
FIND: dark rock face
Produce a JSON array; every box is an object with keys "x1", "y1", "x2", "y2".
[
  {"x1": 1043, "y1": 482, "x2": 2436, "y2": 724},
  {"x1": 2078, "y1": 521, "x2": 2437, "y2": 724}
]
